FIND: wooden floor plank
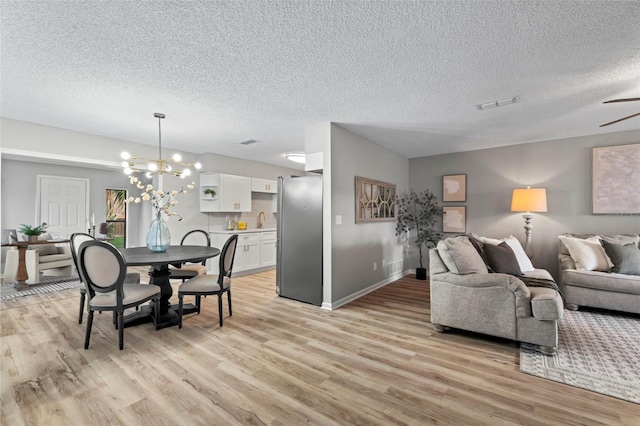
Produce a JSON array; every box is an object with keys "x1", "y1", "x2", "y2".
[{"x1": 2, "y1": 270, "x2": 639, "y2": 425}]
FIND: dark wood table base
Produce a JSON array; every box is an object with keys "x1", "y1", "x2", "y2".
[{"x1": 119, "y1": 245, "x2": 220, "y2": 329}]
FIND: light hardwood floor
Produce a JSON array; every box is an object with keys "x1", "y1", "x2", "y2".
[{"x1": 1, "y1": 270, "x2": 639, "y2": 425}]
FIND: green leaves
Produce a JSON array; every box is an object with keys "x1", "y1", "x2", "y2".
[
  {"x1": 396, "y1": 189, "x2": 442, "y2": 268},
  {"x1": 19, "y1": 222, "x2": 48, "y2": 236}
]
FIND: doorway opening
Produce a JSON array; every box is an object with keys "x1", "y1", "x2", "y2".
[{"x1": 105, "y1": 189, "x2": 127, "y2": 248}]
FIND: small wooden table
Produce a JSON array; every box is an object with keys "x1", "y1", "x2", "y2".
[
  {"x1": 119, "y1": 245, "x2": 220, "y2": 329},
  {"x1": 1, "y1": 239, "x2": 70, "y2": 290}
]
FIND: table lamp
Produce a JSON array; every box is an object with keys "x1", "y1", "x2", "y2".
[{"x1": 511, "y1": 187, "x2": 547, "y2": 258}]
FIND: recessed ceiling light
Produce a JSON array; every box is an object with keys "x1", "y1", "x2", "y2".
[
  {"x1": 284, "y1": 152, "x2": 306, "y2": 164},
  {"x1": 477, "y1": 96, "x2": 520, "y2": 110},
  {"x1": 239, "y1": 139, "x2": 259, "y2": 145}
]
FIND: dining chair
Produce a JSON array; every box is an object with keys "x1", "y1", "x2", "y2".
[
  {"x1": 178, "y1": 234, "x2": 238, "y2": 328},
  {"x1": 169, "y1": 229, "x2": 210, "y2": 282},
  {"x1": 70, "y1": 233, "x2": 141, "y2": 324},
  {"x1": 78, "y1": 240, "x2": 160, "y2": 350}
]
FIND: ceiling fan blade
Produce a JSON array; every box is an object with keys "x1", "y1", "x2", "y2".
[
  {"x1": 603, "y1": 98, "x2": 640, "y2": 104},
  {"x1": 599, "y1": 112, "x2": 640, "y2": 127}
]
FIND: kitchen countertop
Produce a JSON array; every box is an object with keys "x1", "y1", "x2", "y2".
[{"x1": 209, "y1": 228, "x2": 276, "y2": 234}]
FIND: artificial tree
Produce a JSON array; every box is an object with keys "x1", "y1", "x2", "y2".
[{"x1": 395, "y1": 189, "x2": 442, "y2": 280}]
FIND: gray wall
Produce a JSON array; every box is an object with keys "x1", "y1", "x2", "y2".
[
  {"x1": 409, "y1": 130, "x2": 640, "y2": 279},
  {"x1": 330, "y1": 124, "x2": 409, "y2": 303}
]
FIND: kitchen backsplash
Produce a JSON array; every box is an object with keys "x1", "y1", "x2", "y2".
[{"x1": 205, "y1": 194, "x2": 277, "y2": 231}]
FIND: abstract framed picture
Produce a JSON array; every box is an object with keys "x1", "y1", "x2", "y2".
[
  {"x1": 442, "y1": 174, "x2": 466, "y2": 202},
  {"x1": 592, "y1": 143, "x2": 640, "y2": 215},
  {"x1": 443, "y1": 206, "x2": 466, "y2": 233},
  {"x1": 355, "y1": 176, "x2": 396, "y2": 223}
]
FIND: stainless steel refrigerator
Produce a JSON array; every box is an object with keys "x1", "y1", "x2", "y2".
[{"x1": 276, "y1": 175, "x2": 323, "y2": 306}]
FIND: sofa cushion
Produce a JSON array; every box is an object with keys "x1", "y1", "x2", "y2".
[
  {"x1": 562, "y1": 269, "x2": 640, "y2": 295},
  {"x1": 558, "y1": 235, "x2": 613, "y2": 271},
  {"x1": 601, "y1": 240, "x2": 640, "y2": 275},
  {"x1": 484, "y1": 242, "x2": 522, "y2": 276},
  {"x1": 436, "y1": 236, "x2": 488, "y2": 275},
  {"x1": 38, "y1": 253, "x2": 71, "y2": 264}
]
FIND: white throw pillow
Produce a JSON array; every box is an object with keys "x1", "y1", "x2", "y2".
[
  {"x1": 503, "y1": 235, "x2": 535, "y2": 272},
  {"x1": 558, "y1": 235, "x2": 613, "y2": 271},
  {"x1": 479, "y1": 235, "x2": 534, "y2": 272}
]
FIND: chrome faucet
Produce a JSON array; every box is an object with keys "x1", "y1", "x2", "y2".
[{"x1": 257, "y1": 211, "x2": 266, "y2": 229}]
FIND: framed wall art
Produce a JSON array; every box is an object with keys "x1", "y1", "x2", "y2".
[
  {"x1": 592, "y1": 143, "x2": 640, "y2": 215},
  {"x1": 355, "y1": 176, "x2": 396, "y2": 223},
  {"x1": 442, "y1": 174, "x2": 466, "y2": 202},
  {"x1": 443, "y1": 206, "x2": 466, "y2": 233}
]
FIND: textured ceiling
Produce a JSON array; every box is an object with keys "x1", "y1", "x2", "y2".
[{"x1": 2, "y1": 1, "x2": 639, "y2": 169}]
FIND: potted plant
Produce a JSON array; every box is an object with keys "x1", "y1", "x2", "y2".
[
  {"x1": 395, "y1": 190, "x2": 442, "y2": 280},
  {"x1": 203, "y1": 188, "x2": 216, "y2": 198},
  {"x1": 20, "y1": 222, "x2": 48, "y2": 242}
]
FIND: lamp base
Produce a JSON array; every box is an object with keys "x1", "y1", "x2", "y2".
[{"x1": 522, "y1": 214, "x2": 533, "y2": 259}]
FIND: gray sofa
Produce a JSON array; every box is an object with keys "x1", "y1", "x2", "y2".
[
  {"x1": 429, "y1": 240, "x2": 564, "y2": 355},
  {"x1": 559, "y1": 233, "x2": 640, "y2": 315}
]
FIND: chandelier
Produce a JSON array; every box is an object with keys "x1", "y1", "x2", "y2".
[{"x1": 121, "y1": 113, "x2": 202, "y2": 178}]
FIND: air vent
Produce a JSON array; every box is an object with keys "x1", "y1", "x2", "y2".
[{"x1": 239, "y1": 139, "x2": 259, "y2": 145}]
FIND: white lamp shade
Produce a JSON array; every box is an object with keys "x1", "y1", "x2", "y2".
[{"x1": 511, "y1": 188, "x2": 547, "y2": 213}]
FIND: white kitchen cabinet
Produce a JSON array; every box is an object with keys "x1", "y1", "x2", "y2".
[
  {"x1": 260, "y1": 231, "x2": 277, "y2": 267},
  {"x1": 209, "y1": 230, "x2": 277, "y2": 275},
  {"x1": 236, "y1": 233, "x2": 261, "y2": 271},
  {"x1": 251, "y1": 178, "x2": 277, "y2": 194},
  {"x1": 199, "y1": 173, "x2": 251, "y2": 212}
]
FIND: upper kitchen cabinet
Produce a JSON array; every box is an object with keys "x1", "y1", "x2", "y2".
[
  {"x1": 251, "y1": 178, "x2": 277, "y2": 194},
  {"x1": 199, "y1": 172, "x2": 251, "y2": 212}
]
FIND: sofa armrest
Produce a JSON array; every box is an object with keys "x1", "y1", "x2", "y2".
[
  {"x1": 431, "y1": 272, "x2": 532, "y2": 317},
  {"x1": 432, "y1": 271, "x2": 530, "y2": 295}
]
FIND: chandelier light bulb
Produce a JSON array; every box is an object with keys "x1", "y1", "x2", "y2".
[
  {"x1": 182, "y1": 168, "x2": 192, "y2": 176},
  {"x1": 148, "y1": 162, "x2": 158, "y2": 171},
  {"x1": 124, "y1": 167, "x2": 133, "y2": 175},
  {"x1": 164, "y1": 165, "x2": 172, "y2": 172},
  {"x1": 121, "y1": 161, "x2": 130, "y2": 168},
  {"x1": 171, "y1": 153, "x2": 182, "y2": 162},
  {"x1": 121, "y1": 152, "x2": 131, "y2": 160},
  {"x1": 194, "y1": 162, "x2": 202, "y2": 169},
  {"x1": 145, "y1": 171, "x2": 153, "y2": 178}
]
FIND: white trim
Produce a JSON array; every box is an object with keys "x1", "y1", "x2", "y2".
[
  {"x1": 2, "y1": 148, "x2": 121, "y2": 169},
  {"x1": 320, "y1": 270, "x2": 411, "y2": 311}
]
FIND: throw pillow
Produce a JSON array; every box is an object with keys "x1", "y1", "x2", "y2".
[
  {"x1": 483, "y1": 242, "x2": 523, "y2": 276},
  {"x1": 436, "y1": 240, "x2": 459, "y2": 274},
  {"x1": 467, "y1": 234, "x2": 494, "y2": 272},
  {"x1": 29, "y1": 245, "x2": 59, "y2": 256},
  {"x1": 439, "y1": 236, "x2": 488, "y2": 275},
  {"x1": 479, "y1": 235, "x2": 534, "y2": 272},
  {"x1": 601, "y1": 240, "x2": 640, "y2": 275},
  {"x1": 558, "y1": 235, "x2": 613, "y2": 272}
]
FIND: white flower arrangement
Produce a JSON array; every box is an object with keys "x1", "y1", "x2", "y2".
[{"x1": 126, "y1": 176, "x2": 195, "y2": 221}]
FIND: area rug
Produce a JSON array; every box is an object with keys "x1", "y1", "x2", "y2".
[
  {"x1": 520, "y1": 309, "x2": 640, "y2": 404},
  {"x1": 0, "y1": 277, "x2": 81, "y2": 300}
]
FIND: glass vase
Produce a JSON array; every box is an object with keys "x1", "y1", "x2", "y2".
[{"x1": 146, "y1": 212, "x2": 171, "y2": 252}]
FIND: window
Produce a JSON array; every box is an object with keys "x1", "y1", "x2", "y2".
[{"x1": 105, "y1": 189, "x2": 127, "y2": 248}]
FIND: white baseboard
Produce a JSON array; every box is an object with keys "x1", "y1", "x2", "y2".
[{"x1": 321, "y1": 270, "x2": 410, "y2": 311}]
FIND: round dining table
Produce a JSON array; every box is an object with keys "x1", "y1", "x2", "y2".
[{"x1": 119, "y1": 245, "x2": 220, "y2": 329}]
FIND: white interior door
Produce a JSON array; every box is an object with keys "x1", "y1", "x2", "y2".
[{"x1": 38, "y1": 175, "x2": 89, "y2": 238}]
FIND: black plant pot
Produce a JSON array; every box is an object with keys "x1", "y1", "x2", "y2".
[{"x1": 416, "y1": 267, "x2": 427, "y2": 280}]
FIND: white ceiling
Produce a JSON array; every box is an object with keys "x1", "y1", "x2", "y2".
[{"x1": 2, "y1": 1, "x2": 639, "y2": 170}]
